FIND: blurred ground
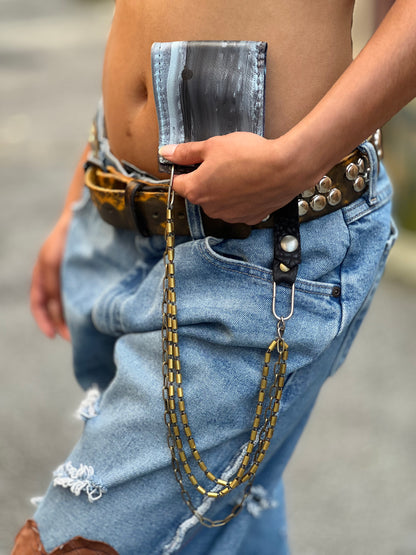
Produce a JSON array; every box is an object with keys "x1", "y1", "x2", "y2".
[{"x1": 1, "y1": 1, "x2": 415, "y2": 554}]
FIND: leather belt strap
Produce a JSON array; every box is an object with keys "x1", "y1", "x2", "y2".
[{"x1": 85, "y1": 135, "x2": 380, "y2": 239}]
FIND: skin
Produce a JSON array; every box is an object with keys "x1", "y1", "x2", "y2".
[
  {"x1": 31, "y1": 0, "x2": 416, "y2": 339},
  {"x1": 375, "y1": 0, "x2": 396, "y2": 26}
]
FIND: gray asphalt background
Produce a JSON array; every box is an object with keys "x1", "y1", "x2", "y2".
[{"x1": 1, "y1": 1, "x2": 415, "y2": 553}]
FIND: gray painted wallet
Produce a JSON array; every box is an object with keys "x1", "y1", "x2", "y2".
[{"x1": 151, "y1": 40, "x2": 267, "y2": 173}]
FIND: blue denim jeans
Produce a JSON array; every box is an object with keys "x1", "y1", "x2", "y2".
[{"x1": 33, "y1": 123, "x2": 396, "y2": 553}]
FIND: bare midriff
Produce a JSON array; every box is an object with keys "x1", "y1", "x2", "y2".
[{"x1": 103, "y1": 0, "x2": 355, "y2": 178}]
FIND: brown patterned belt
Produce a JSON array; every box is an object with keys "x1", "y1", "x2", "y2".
[{"x1": 85, "y1": 131, "x2": 382, "y2": 239}]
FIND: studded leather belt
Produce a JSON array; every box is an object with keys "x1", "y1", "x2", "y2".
[{"x1": 84, "y1": 131, "x2": 381, "y2": 239}]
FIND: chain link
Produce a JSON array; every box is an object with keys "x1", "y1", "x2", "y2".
[{"x1": 161, "y1": 166, "x2": 290, "y2": 527}]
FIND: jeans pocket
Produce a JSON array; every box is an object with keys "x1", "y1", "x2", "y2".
[
  {"x1": 201, "y1": 230, "x2": 275, "y2": 280},
  {"x1": 195, "y1": 224, "x2": 346, "y2": 376}
]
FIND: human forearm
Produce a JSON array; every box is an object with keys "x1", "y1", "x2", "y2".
[
  {"x1": 59, "y1": 143, "x2": 91, "y2": 224},
  {"x1": 285, "y1": 0, "x2": 416, "y2": 184},
  {"x1": 30, "y1": 143, "x2": 90, "y2": 340},
  {"x1": 160, "y1": 0, "x2": 416, "y2": 224},
  {"x1": 375, "y1": 0, "x2": 396, "y2": 28}
]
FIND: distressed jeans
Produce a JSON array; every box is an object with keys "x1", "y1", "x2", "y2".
[{"x1": 33, "y1": 133, "x2": 396, "y2": 553}]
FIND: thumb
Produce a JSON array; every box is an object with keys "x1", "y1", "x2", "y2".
[{"x1": 159, "y1": 141, "x2": 205, "y2": 166}]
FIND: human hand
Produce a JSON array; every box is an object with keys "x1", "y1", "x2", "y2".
[
  {"x1": 159, "y1": 132, "x2": 305, "y2": 225},
  {"x1": 30, "y1": 213, "x2": 71, "y2": 341}
]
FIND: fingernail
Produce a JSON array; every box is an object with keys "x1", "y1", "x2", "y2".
[{"x1": 159, "y1": 144, "x2": 178, "y2": 157}]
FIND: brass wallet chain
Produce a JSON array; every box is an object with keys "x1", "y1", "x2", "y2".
[{"x1": 161, "y1": 166, "x2": 300, "y2": 527}]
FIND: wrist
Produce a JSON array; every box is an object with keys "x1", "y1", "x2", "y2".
[
  {"x1": 268, "y1": 129, "x2": 325, "y2": 202},
  {"x1": 285, "y1": 125, "x2": 333, "y2": 181},
  {"x1": 270, "y1": 113, "x2": 358, "y2": 202}
]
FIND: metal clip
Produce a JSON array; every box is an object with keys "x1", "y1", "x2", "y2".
[
  {"x1": 167, "y1": 165, "x2": 175, "y2": 209},
  {"x1": 272, "y1": 282, "x2": 295, "y2": 331}
]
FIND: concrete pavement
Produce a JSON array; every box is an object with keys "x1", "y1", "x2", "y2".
[{"x1": 1, "y1": 1, "x2": 415, "y2": 553}]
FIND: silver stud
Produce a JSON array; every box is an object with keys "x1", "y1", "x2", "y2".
[
  {"x1": 374, "y1": 129, "x2": 383, "y2": 159},
  {"x1": 346, "y1": 163, "x2": 359, "y2": 181},
  {"x1": 298, "y1": 199, "x2": 309, "y2": 217},
  {"x1": 302, "y1": 187, "x2": 316, "y2": 198},
  {"x1": 279, "y1": 263, "x2": 290, "y2": 273},
  {"x1": 310, "y1": 194, "x2": 327, "y2": 212},
  {"x1": 357, "y1": 158, "x2": 365, "y2": 174},
  {"x1": 327, "y1": 188, "x2": 342, "y2": 206},
  {"x1": 316, "y1": 176, "x2": 332, "y2": 193},
  {"x1": 280, "y1": 234, "x2": 299, "y2": 253},
  {"x1": 353, "y1": 176, "x2": 366, "y2": 192}
]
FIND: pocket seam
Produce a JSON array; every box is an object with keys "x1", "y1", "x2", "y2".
[
  {"x1": 330, "y1": 219, "x2": 397, "y2": 375},
  {"x1": 198, "y1": 238, "x2": 339, "y2": 298}
]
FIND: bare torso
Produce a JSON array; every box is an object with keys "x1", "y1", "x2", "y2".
[{"x1": 103, "y1": 0, "x2": 355, "y2": 178}]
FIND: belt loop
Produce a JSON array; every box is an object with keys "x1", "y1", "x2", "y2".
[
  {"x1": 359, "y1": 140, "x2": 379, "y2": 206},
  {"x1": 185, "y1": 200, "x2": 206, "y2": 240},
  {"x1": 125, "y1": 179, "x2": 150, "y2": 236}
]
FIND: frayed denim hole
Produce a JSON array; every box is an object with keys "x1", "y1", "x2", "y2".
[
  {"x1": 75, "y1": 385, "x2": 101, "y2": 421},
  {"x1": 233, "y1": 485, "x2": 278, "y2": 518},
  {"x1": 53, "y1": 461, "x2": 107, "y2": 503}
]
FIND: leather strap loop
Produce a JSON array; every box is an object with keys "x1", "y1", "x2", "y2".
[{"x1": 273, "y1": 197, "x2": 302, "y2": 286}]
